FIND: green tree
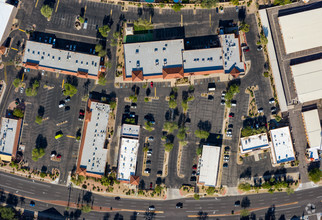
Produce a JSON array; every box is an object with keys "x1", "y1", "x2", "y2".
[
  {"x1": 240, "y1": 209, "x2": 250, "y2": 217},
  {"x1": 129, "y1": 95, "x2": 138, "y2": 103},
  {"x1": 98, "y1": 74, "x2": 107, "y2": 86},
  {"x1": 179, "y1": 140, "x2": 188, "y2": 147},
  {"x1": 154, "y1": 185, "x2": 163, "y2": 194},
  {"x1": 177, "y1": 127, "x2": 187, "y2": 140},
  {"x1": 200, "y1": 0, "x2": 218, "y2": 8},
  {"x1": 260, "y1": 33, "x2": 268, "y2": 45},
  {"x1": 187, "y1": 96, "x2": 195, "y2": 102},
  {"x1": 286, "y1": 187, "x2": 294, "y2": 195},
  {"x1": 99, "y1": 25, "x2": 111, "y2": 37},
  {"x1": 193, "y1": 194, "x2": 200, "y2": 200},
  {"x1": 196, "y1": 147, "x2": 203, "y2": 155},
  {"x1": 12, "y1": 78, "x2": 21, "y2": 88},
  {"x1": 163, "y1": 121, "x2": 178, "y2": 133},
  {"x1": 273, "y1": 0, "x2": 291, "y2": 5},
  {"x1": 143, "y1": 145, "x2": 149, "y2": 152},
  {"x1": 240, "y1": 22, "x2": 250, "y2": 33},
  {"x1": 144, "y1": 97, "x2": 149, "y2": 102},
  {"x1": 40, "y1": 172, "x2": 47, "y2": 178},
  {"x1": 144, "y1": 121, "x2": 153, "y2": 132},
  {"x1": 182, "y1": 100, "x2": 188, "y2": 113},
  {"x1": 194, "y1": 129, "x2": 210, "y2": 139},
  {"x1": 110, "y1": 39, "x2": 118, "y2": 47},
  {"x1": 261, "y1": 181, "x2": 271, "y2": 189},
  {"x1": 113, "y1": 32, "x2": 120, "y2": 39},
  {"x1": 109, "y1": 100, "x2": 116, "y2": 110},
  {"x1": 78, "y1": 16, "x2": 85, "y2": 23},
  {"x1": 238, "y1": 183, "x2": 251, "y2": 192},
  {"x1": 164, "y1": 143, "x2": 174, "y2": 152},
  {"x1": 308, "y1": 168, "x2": 322, "y2": 183},
  {"x1": 32, "y1": 148, "x2": 45, "y2": 161},
  {"x1": 263, "y1": 72, "x2": 269, "y2": 77},
  {"x1": 35, "y1": 115, "x2": 43, "y2": 125},
  {"x1": 95, "y1": 44, "x2": 103, "y2": 52},
  {"x1": 169, "y1": 99, "x2": 177, "y2": 109},
  {"x1": 13, "y1": 108, "x2": 24, "y2": 118},
  {"x1": 40, "y1": 5, "x2": 53, "y2": 19},
  {"x1": 133, "y1": 18, "x2": 153, "y2": 31},
  {"x1": 0, "y1": 206, "x2": 17, "y2": 220},
  {"x1": 81, "y1": 204, "x2": 92, "y2": 213},
  {"x1": 98, "y1": 50, "x2": 107, "y2": 57},
  {"x1": 206, "y1": 187, "x2": 216, "y2": 195},
  {"x1": 172, "y1": 3, "x2": 184, "y2": 12},
  {"x1": 63, "y1": 83, "x2": 78, "y2": 97}
]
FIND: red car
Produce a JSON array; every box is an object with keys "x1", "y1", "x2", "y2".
[
  {"x1": 192, "y1": 164, "x2": 197, "y2": 170},
  {"x1": 229, "y1": 113, "x2": 234, "y2": 118},
  {"x1": 150, "y1": 81, "x2": 154, "y2": 88}
]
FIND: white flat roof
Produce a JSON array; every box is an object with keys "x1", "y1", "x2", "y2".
[
  {"x1": 291, "y1": 59, "x2": 322, "y2": 103},
  {"x1": 219, "y1": 34, "x2": 244, "y2": 73},
  {"x1": 121, "y1": 124, "x2": 140, "y2": 138},
  {"x1": 278, "y1": 8, "x2": 322, "y2": 54},
  {"x1": 199, "y1": 145, "x2": 221, "y2": 187},
  {"x1": 302, "y1": 109, "x2": 321, "y2": 148},
  {"x1": 23, "y1": 41, "x2": 101, "y2": 76},
  {"x1": 240, "y1": 133, "x2": 269, "y2": 153},
  {"x1": 182, "y1": 48, "x2": 223, "y2": 73},
  {"x1": 270, "y1": 127, "x2": 295, "y2": 164},
  {"x1": 0, "y1": 2, "x2": 14, "y2": 43},
  {"x1": 80, "y1": 101, "x2": 110, "y2": 175},
  {"x1": 0, "y1": 118, "x2": 18, "y2": 156},
  {"x1": 124, "y1": 39, "x2": 184, "y2": 77},
  {"x1": 117, "y1": 137, "x2": 139, "y2": 181}
]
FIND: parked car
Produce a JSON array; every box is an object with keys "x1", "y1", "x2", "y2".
[
  {"x1": 144, "y1": 168, "x2": 151, "y2": 174},
  {"x1": 190, "y1": 176, "x2": 197, "y2": 182},
  {"x1": 271, "y1": 107, "x2": 277, "y2": 113},
  {"x1": 269, "y1": 98, "x2": 275, "y2": 104},
  {"x1": 243, "y1": 47, "x2": 250, "y2": 52},
  {"x1": 235, "y1": 200, "x2": 240, "y2": 207},
  {"x1": 149, "y1": 205, "x2": 155, "y2": 211},
  {"x1": 59, "y1": 101, "x2": 65, "y2": 108},
  {"x1": 257, "y1": 45, "x2": 263, "y2": 51},
  {"x1": 65, "y1": 96, "x2": 71, "y2": 102},
  {"x1": 192, "y1": 171, "x2": 196, "y2": 176},
  {"x1": 192, "y1": 164, "x2": 197, "y2": 170},
  {"x1": 221, "y1": 100, "x2": 225, "y2": 105},
  {"x1": 258, "y1": 108, "x2": 264, "y2": 113},
  {"x1": 150, "y1": 182, "x2": 153, "y2": 189},
  {"x1": 223, "y1": 163, "x2": 228, "y2": 168},
  {"x1": 83, "y1": 18, "x2": 88, "y2": 29},
  {"x1": 147, "y1": 149, "x2": 152, "y2": 156},
  {"x1": 236, "y1": 6, "x2": 239, "y2": 12},
  {"x1": 222, "y1": 91, "x2": 226, "y2": 97},
  {"x1": 20, "y1": 87, "x2": 24, "y2": 94},
  {"x1": 115, "y1": 196, "x2": 121, "y2": 200},
  {"x1": 228, "y1": 124, "x2": 233, "y2": 128},
  {"x1": 208, "y1": 95, "x2": 214, "y2": 100},
  {"x1": 146, "y1": 160, "x2": 151, "y2": 165},
  {"x1": 65, "y1": 106, "x2": 70, "y2": 111},
  {"x1": 73, "y1": 45, "x2": 76, "y2": 51},
  {"x1": 130, "y1": 103, "x2": 137, "y2": 109},
  {"x1": 30, "y1": 201, "x2": 35, "y2": 207},
  {"x1": 176, "y1": 202, "x2": 183, "y2": 209},
  {"x1": 79, "y1": 109, "x2": 85, "y2": 120},
  {"x1": 148, "y1": 136, "x2": 154, "y2": 141},
  {"x1": 231, "y1": 100, "x2": 237, "y2": 106},
  {"x1": 229, "y1": 112, "x2": 234, "y2": 118}
]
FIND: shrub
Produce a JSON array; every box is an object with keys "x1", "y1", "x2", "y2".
[
  {"x1": 172, "y1": 3, "x2": 184, "y2": 11},
  {"x1": 32, "y1": 148, "x2": 45, "y2": 161},
  {"x1": 274, "y1": 0, "x2": 291, "y2": 5},
  {"x1": 238, "y1": 183, "x2": 251, "y2": 191},
  {"x1": 260, "y1": 33, "x2": 268, "y2": 45},
  {"x1": 164, "y1": 143, "x2": 174, "y2": 152},
  {"x1": 230, "y1": 0, "x2": 239, "y2": 5},
  {"x1": 240, "y1": 22, "x2": 250, "y2": 33},
  {"x1": 179, "y1": 140, "x2": 188, "y2": 147},
  {"x1": 144, "y1": 97, "x2": 149, "y2": 102},
  {"x1": 35, "y1": 115, "x2": 43, "y2": 125},
  {"x1": 133, "y1": 18, "x2": 153, "y2": 31},
  {"x1": 129, "y1": 95, "x2": 138, "y2": 103},
  {"x1": 196, "y1": 147, "x2": 202, "y2": 155},
  {"x1": 13, "y1": 108, "x2": 24, "y2": 118},
  {"x1": 181, "y1": 100, "x2": 188, "y2": 113},
  {"x1": 200, "y1": 0, "x2": 218, "y2": 8},
  {"x1": 169, "y1": 99, "x2": 177, "y2": 109},
  {"x1": 193, "y1": 194, "x2": 200, "y2": 200},
  {"x1": 95, "y1": 44, "x2": 103, "y2": 52},
  {"x1": 98, "y1": 50, "x2": 107, "y2": 57},
  {"x1": 98, "y1": 75, "x2": 107, "y2": 86},
  {"x1": 163, "y1": 121, "x2": 178, "y2": 133},
  {"x1": 309, "y1": 168, "x2": 322, "y2": 183},
  {"x1": 109, "y1": 101, "x2": 116, "y2": 110},
  {"x1": 78, "y1": 16, "x2": 85, "y2": 23},
  {"x1": 206, "y1": 187, "x2": 216, "y2": 195},
  {"x1": 286, "y1": 187, "x2": 294, "y2": 195},
  {"x1": 40, "y1": 172, "x2": 47, "y2": 178},
  {"x1": 13, "y1": 78, "x2": 21, "y2": 88},
  {"x1": 194, "y1": 129, "x2": 210, "y2": 139},
  {"x1": 263, "y1": 72, "x2": 269, "y2": 77},
  {"x1": 177, "y1": 127, "x2": 187, "y2": 140},
  {"x1": 144, "y1": 121, "x2": 153, "y2": 132},
  {"x1": 63, "y1": 83, "x2": 78, "y2": 97},
  {"x1": 81, "y1": 204, "x2": 92, "y2": 213},
  {"x1": 99, "y1": 25, "x2": 111, "y2": 37},
  {"x1": 154, "y1": 185, "x2": 163, "y2": 194},
  {"x1": 0, "y1": 206, "x2": 16, "y2": 220},
  {"x1": 240, "y1": 209, "x2": 250, "y2": 217},
  {"x1": 40, "y1": 5, "x2": 53, "y2": 19}
]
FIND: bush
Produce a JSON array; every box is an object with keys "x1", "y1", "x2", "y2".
[
  {"x1": 144, "y1": 121, "x2": 153, "y2": 132},
  {"x1": 125, "y1": 118, "x2": 135, "y2": 124},
  {"x1": 63, "y1": 83, "x2": 78, "y2": 97},
  {"x1": 110, "y1": 39, "x2": 118, "y2": 47},
  {"x1": 40, "y1": 172, "x2": 47, "y2": 178},
  {"x1": 98, "y1": 50, "x2": 107, "y2": 57},
  {"x1": 78, "y1": 16, "x2": 85, "y2": 23},
  {"x1": 194, "y1": 129, "x2": 210, "y2": 139},
  {"x1": 133, "y1": 18, "x2": 153, "y2": 31},
  {"x1": 263, "y1": 72, "x2": 269, "y2": 77},
  {"x1": 196, "y1": 147, "x2": 202, "y2": 155},
  {"x1": 240, "y1": 209, "x2": 250, "y2": 217},
  {"x1": 13, "y1": 78, "x2": 21, "y2": 88},
  {"x1": 308, "y1": 168, "x2": 322, "y2": 183},
  {"x1": 144, "y1": 97, "x2": 149, "y2": 102},
  {"x1": 99, "y1": 25, "x2": 111, "y2": 37},
  {"x1": 238, "y1": 183, "x2": 251, "y2": 191},
  {"x1": 129, "y1": 95, "x2": 138, "y2": 103},
  {"x1": 261, "y1": 181, "x2": 271, "y2": 189},
  {"x1": 163, "y1": 121, "x2": 178, "y2": 133},
  {"x1": 13, "y1": 108, "x2": 24, "y2": 118},
  {"x1": 95, "y1": 44, "x2": 103, "y2": 52},
  {"x1": 98, "y1": 75, "x2": 107, "y2": 86},
  {"x1": 172, "y1": 3, "x2": 184, "y2": 12},
  {"x1": 32, "y1": 148, "x2": 45, "y2": 161},
  {"x1": 81, "y1": 205, "x2": 92, "y2": 213},
  {"x1": 154, "y1": 185, "x2": 163, "y2": 194},
  {"x1": 164, "y1": 143, "x2": 174, "y2": 152},
  {"x1": 206, "y1": 187, "x2": 216, "y2": 195},
  {"x1": 0, "y1": 206, "x2": 16, "y2": 220},
  {"x1": 177, "y1": 127, "x2": 187, "y2": 140},
  {"x1": 200, "y1": 0, "x2": 218, "y2": 8},
  {"x1": 35, "y1": 115, "x2": 43, "y2": 125},
  {"x1": 240, "y1": 22, "x2": 250, "y2": 33},
  {"x1": 40, "y1": 5, "x2": 53, "y2": 19},
  {"x1": 274, "y1": 0, "x2": 291, "y2": 5},
  {"x1": 260, "y1": 33, "x2": 268, "y2": 45},
  {"x1": 193, "y1": 194, "x2": 200, "y2": 200},
  {"x1": 169, "y1": 99, "x2": 177, "y2": 109},
  {"x1": 286, "y1": 187, "x2": 294, "y2": 195},
  {"x1": 230, "y1": 0, "x2": 239, "y2": 5},
  {"x1": 109, "y1": 101, "x2": 116, "y2": 110}
]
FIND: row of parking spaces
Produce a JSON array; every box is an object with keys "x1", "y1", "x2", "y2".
[
  {"x1": 194, "y1": 77, "x2": 220, "y2": 86},
  {"x1": 118, "y1": 81, "x2": 171, "y2": 89}
]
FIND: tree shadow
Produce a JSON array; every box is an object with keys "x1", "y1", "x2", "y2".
[
  {"x1": 130, "y1": 212, "x2": 138, "y2": 220},
  {"x1": 6, "y1": 193, "x2": 18, "y2": 206},
  {"x1": 38, "y1": 106, "x2": 45, "y2": 117},
  {"x1": 264, "y1": 205, "x2": 276, "y2": 220},
  {"x1": 83, "y1": 191, "x2": 92, "y2": 204},
  {"x1": 41, "y1": 165, "x2": 47, "y2": 173},
  {"x1": 146, "y1": 88, "x2": 151, "y2": 96},
  {"x1": 197, "y1": 210, "x2": 208, "y2": 220},
  {"x1": 66, "y1": 75, "x2": 78, "y2": 87},
  {"x1": 114, "y1": 213, "x2": 123, "y2": 220},
  {"x1": 241, "y1": 196, "x2": 251, "y2": 208},
  {"x1": 139, "y1": 179, "x2": 145, "y2": 190},
  {"x1": 35, "y1": 134, "x2": 47, "y2": 149},
  {"x1": 240, "y1": 167, "x2": 252, "y2": 179},
  {"x1": 197, "y1": 120, "x2": 212, "y2": 132},
  {"x1": 103, "y1": 213, "x2": 110, "y2": 220}
]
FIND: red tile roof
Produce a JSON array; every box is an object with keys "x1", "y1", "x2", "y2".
[
  {"x1": 162, "y1": 66, "x2": 184, "y2": 79},
  {"x1": 230, "y1": 67, "x2": 240, "y2": 78},
  {"x1": 130, "y1": 175, "x2": 140, "y2": 185},
  {"x1": 132, "y1": 70, "x2": 144, "y2": 82}
]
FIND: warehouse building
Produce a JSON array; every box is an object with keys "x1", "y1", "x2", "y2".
[
  {"x1": 240, "y1": 133, "x2": 270, "y2": 154},
  {"x1": 77, "y1": 100, "x2": 111, "y2": 178},
  {"x1": 23, "y1": 41, "x2": 103, "y2": 80},
  {"x1": 278, "y1": 7, "x2": 322, "y2": 54},
  {"x1": 270, "y1": 127, "x2": 295, "y2": 164},
  {"x1": 0, "y1": 117, "x2": 22, "y2": 162},
  {"x1": 302, "y1": 109, "x2": 321, "y2": 161},
  {"x1": 198, "y1": 145, "x2": 221, "y2": 187},
  {"x1": 290, "y1": 59, "x2": 322, "y2": 103},
  {"x1": 0, "y1": 1, "x2": 17, "y2": 46}
]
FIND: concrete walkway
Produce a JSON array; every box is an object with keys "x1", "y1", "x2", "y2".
[{"x1": 166, "y1": 188, "x2": 183, "y2": 200}]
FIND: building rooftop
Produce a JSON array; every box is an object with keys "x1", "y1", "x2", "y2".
[
  {"x1": 198, "y1": 145, "x2": 221, "y2": 187},
  {"x1": 219, "y1": 34, "x2": 244, "y2": 73},
  {"x1": 0, "y1": 1, "x2": 15, "y2": 45},
  {"x1": 121, "y1": 124, "x2": 140, "y2": 138},
  {"x1": 117, "y1": 137, "x2": 139, "y2": 181},
  {"x1": 291, "y1": 59, "x2": 322, "y2": 103},
  {"x1": 270, "y1": 127, "x2": 295, "y2": 164},
  {"x1": 182, "y1": 48, "x2": 223, "y2": 73},
  {"x1": 23, "y1": 41, "x2": 101, "y2": 76},
  {"x1": 123, "y1": 39, "x2": 184, "y2": 78},
  {"x1": 80, "y1": 101, "x2": 110, "y2": 176},
  {"x1": 302, "y1": 109, "x2": 321, "y2": 149},
  {"x1": 278, "y1": 7, "x2": 322, "y2": 54},
  {"x1": 0, "y1": 118, "x2": 21, "y2": 161},
  {"x1": 240, "y1": 133, "x2": 269, "y2": 153}
]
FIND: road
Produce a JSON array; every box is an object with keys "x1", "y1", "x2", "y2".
[{"x1": 0, "y1": 171, "x2": 321, "y2": 219}]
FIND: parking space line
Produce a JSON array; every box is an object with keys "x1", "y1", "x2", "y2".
[
  {"x1": 11, "y1": 47, "x2": 18, "y2": 51},
  {"x1": 55, "y1": 0, "x2": 60, "y2": 12}
]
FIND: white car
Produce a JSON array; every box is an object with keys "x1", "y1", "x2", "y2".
[
  {"x1": 269, "y1": 98, "x2": 275, "y2": 104},
  {"x1": 149, "y1": 206, "x2": 155, "y2": 211}
]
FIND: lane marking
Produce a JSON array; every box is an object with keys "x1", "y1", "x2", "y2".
[
  {"x1": 11, "y1": 47, "x2": 18, "y2": 51},
  {"x1": 66, "y1": 135, "x2": 75, "y2": 138},
  {"x1": 0, "y1": 184, "x2": 35, "y2": 195},
  {"x1": 18, "y1": 29, "x2": 25, "y2": 33}
]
